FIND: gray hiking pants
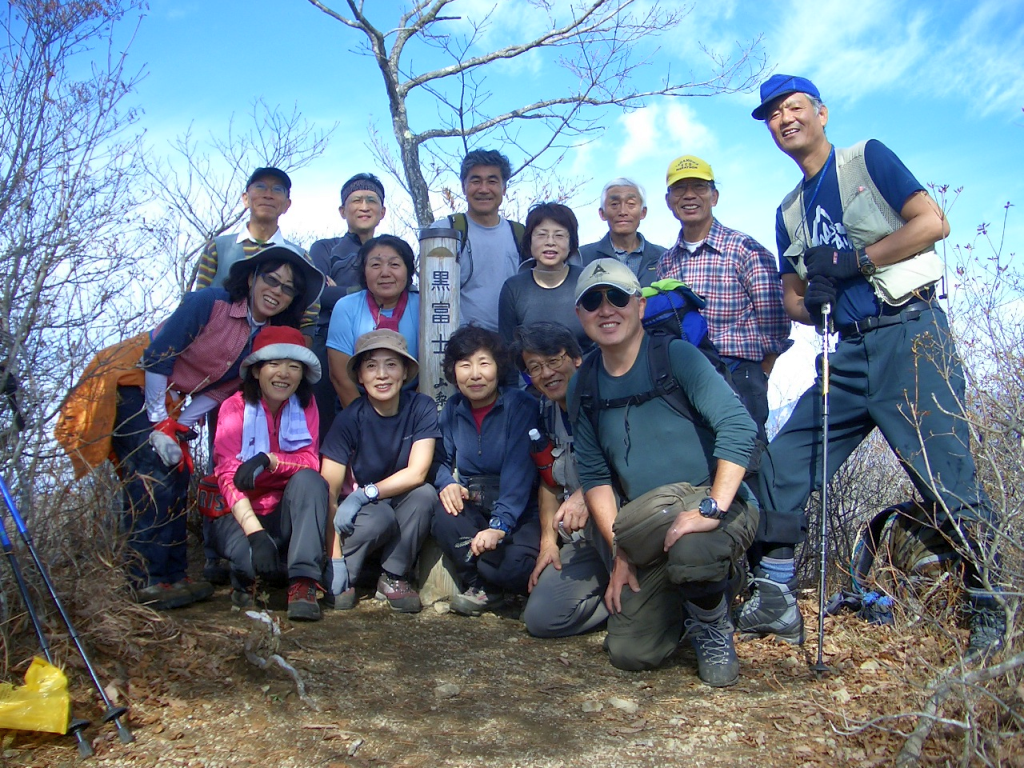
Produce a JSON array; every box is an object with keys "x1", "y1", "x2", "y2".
[
  {"x1": 523, "y1": 520, "x2": 612, "y2": 638},
  {"x1": 208, "y1": 469, "x2": 329, "y2": 588}
]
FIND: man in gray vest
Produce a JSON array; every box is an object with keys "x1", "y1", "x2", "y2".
[
  {"x1": 433, "y1": 149, "x2": 524, "y2": 331},
  {"x1": 196, "y1": 167, "x2": 298, "y2": 288},
  {"x1": 579, "y1": 178, "x2": 665, "y2": 287},
  {"x1": 737, "y1": 74, "x2": 1003, "y2": 661}
]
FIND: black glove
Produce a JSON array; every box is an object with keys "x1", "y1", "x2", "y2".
[
  {"x1": 247, "y1": 530, "x2": 280, "y2": 579},
  {"x1": 234, "y1": 453, "x2": 271, "y2": 491},
  {"x1": 803, "y1": 274, "x2": 837, "y2": 319},
  {"x1": 804, "y1": 245, "x2": 861, "y2": 280}
]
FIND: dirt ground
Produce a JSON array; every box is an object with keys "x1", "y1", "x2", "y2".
[{"x1": 0, "y1": 587, "x2": 1008, "y2": 767}]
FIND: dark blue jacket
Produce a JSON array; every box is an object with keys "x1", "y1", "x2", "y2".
[
  {"x1": 434, "y1": 387, "x2": 539, "y2": 532},
  {"x1": 579, "y1": 232, "x2": 665, "y2": 288}
]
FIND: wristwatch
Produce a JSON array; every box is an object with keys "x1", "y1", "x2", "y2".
[
  {"x1": 363, "y1": 483, "x2": 380, "y2": 502},
  {"x1": 698, "y1": 497, "x2": 725, "y2": 520},
  {"x1": 857, "y1": 248, "x2": 877, "y2": 276}
]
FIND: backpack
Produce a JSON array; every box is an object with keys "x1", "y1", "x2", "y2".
[
  {"x1": 447, "y1": 213, "x2": 527, "y2": 287},
  {"x1": 568, "y1": 279, "x2": 738, "y2": 443},
  {"x1": 850, "y1": 500, "x2": 960, "y2": 597},
  {"x1": 826, "y1": 500, "x2": 961, "y2": 624}
]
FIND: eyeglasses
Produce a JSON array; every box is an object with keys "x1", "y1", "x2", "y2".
[
  {"x1": 577, "y1": 287, "x2": 633, "y2": 312},
  {"x1": 525, "y1": 352, "x2": 570, "y2": 378},
  {"x1": 668, "y1": 181, "x2": 711, "y2": 197},
  {"x1": 258, "y1": 272, "x2": 298, "y2": 298},
  {"x1": 347, "y1": 194, "x2": 381, "y2": 207},
  {"x1": 532, "y1": 229, "x2": 570, "y2": 243},
  {"x1": 249, "y1": 181, "x2": 288, "y2": 196}
]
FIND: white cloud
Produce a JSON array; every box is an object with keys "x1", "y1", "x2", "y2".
[
  {"x1": 767, "y1": 0, "x2": 1024, "y2": 118},
  {"x1": 615, "y1": 101, "x2": 715, "y2": 166}
]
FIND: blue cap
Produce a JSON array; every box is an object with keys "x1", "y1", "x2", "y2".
[{"x1": 751, "y1": 75, "x2": 821, "y2": 120}]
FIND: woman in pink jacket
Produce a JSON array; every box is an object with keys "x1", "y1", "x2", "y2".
[{"x1": 209, "y1": 325, "x2": 330, "y2": 621}]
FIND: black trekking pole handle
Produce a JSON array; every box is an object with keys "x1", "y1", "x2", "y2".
[
  {"x1": 812, "y1": 303, "x2": 832, "y2": 675},
  {"x1": 0, "y1": 516, "x2": 93, "y2": 757},
  {"x1": 0, "y1": 474, "x2": 133, "y2": 744}
]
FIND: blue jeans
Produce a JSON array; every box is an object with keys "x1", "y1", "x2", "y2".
[{"x1": 110, "y1": 386, "x2": 190, "y2": 587}]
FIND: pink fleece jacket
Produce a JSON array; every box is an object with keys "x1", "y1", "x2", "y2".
[{"x1": 213, "y1": 391, "x2": 320, "y2": 516}]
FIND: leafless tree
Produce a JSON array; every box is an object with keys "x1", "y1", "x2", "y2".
[
  {"x1": 144, "y1": 100, "x2": 336, "y2": 293},
  {"x1": 0, "y1": 0, "x2": 150, "y2": 471},
  {"x1": 306, "y1": 0, "x2": 767, "y2": 225}
]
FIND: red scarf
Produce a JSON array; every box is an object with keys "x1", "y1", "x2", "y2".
[{"x1": 366, "y1": 289, "x2": 409, "y2": 332}]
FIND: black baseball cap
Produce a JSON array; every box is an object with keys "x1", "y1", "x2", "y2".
[{"x1": 246, "y1": 166, "x2": 292, "y2": 192}]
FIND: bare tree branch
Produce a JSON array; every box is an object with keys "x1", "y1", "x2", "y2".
[{"x1": 306, "y1": 0, "x2": 767, "y2": 225}]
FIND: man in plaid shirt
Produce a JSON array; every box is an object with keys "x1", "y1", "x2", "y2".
[{"x1": 657, "y1": 155, "x2": 791, "y2": 454}]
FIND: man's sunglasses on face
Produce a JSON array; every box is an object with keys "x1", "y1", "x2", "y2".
[{"x1": 578, "y1": 287, "x2": 633, "y2": 312}]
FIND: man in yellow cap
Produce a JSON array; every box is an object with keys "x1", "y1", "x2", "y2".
[{"x1": 657, "y1": 155, "x2": 791, "y2": 467}]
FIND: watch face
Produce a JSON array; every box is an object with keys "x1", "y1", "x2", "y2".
[
  {"x1": 699, "y1": 498, "x2": 719, "y2": 518},
  {"x1": 365, "y1": 484, "x2": 379, "y2": 500}
]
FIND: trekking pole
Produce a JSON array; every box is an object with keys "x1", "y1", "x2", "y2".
[
  {"x1": 812, "y1": 303, "x2": 832, "y2": 675},
  {"x1": 0, "y1": 515, "x2": 93, "y2": 757},
  {"x1": 0, "y1": 474, "x2": 134, "y2": 744}
]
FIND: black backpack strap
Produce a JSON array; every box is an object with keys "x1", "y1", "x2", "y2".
[
  {"x1": 644, "y1": 333, "x2": 697, "y2": 425},
  {"x1": 567, "y1": 348, "x2": 602, "y2": 436}
]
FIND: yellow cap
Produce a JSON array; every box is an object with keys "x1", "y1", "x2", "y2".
[{"x1": 665, "y1": 155, "x2": 714, "y2": 187}]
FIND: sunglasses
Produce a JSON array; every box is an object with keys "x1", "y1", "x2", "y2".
[
  {"x1": 258, "y1": 272, "x2": 298, "y2": 298},
  {"x1": 577, "y1": 287, "x2": 633, "y2": 312}
]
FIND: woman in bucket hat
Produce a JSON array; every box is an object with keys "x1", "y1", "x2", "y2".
[
  {"x1": 319, "y1": 329, "x2": 442, "y2": 613},
  {"x1": 207, "y1": 325, "x2": 329, "y2": 621},
  {"x1": 56, "y1": 243, "x2": 324, "y2": 611}
]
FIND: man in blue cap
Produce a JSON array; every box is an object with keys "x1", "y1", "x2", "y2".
[{"x1": 738, "y1": 75, "x2": 1004, "y2": 660}]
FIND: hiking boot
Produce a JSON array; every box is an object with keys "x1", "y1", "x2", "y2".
[
  {"x1": 203, "y1": 558, "x2": 231, "y2": 586},
  {"x1": 451, "y1": 586, "x2": 504, "y2": 617},
  {"x1": 135, "y1": 582, "x2": 193, "y2": 610},
  {"x1": 335, "y1": 588, "x2": 357, "y2": 610},
  {"x1": 231, "y1": 588, "x2": 254, "y2": 609},
  {"x1": 966, "y1": 595, "x2": 1006, "y2": 663},
  {"x1": 375, "y1": 573, "x2": 422, "y2": 613},
  {"x1": 287, "y1": 578, "x2": 322, "y2": 622},
  {"x1": 734, "y1": 568, "x2": 805, "y2": 644},
  {"x1": 172, "y1": 578, "x2": 214, "y2": 603},
  {"x1": 683, "y1": 612, "x2": 740, "y2": 688}
]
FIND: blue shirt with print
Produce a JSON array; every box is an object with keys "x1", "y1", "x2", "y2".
[{"x1": 776, "y1": 140, "x2": 924, "y2": 326}]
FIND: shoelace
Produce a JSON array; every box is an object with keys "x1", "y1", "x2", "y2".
[
  {"x1": 288, "y1": 580, "x2": 318, "y2": 600},
  {"x1": 683, "y1": 617, "x2": 735, "y2": 665}
]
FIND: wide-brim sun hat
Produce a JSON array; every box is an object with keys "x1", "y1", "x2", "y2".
[
  {"x1": 227, "y1": 242, "x2": 325, "y2": 314},
  {"x1": 346, "y1": 329, "x2": 419, "y2": 384},
  {"x1": 240, "y1": 325, "x2": 321, "y2": 383}
]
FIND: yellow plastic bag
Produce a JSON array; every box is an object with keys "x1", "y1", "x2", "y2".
[{"x1": 0, "y1": 657, "x2": 70, "y2": 734}]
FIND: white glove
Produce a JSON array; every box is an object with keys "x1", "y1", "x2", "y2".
[{"x1": 149, "y1": 430, "x2": 183, "y2": 467}]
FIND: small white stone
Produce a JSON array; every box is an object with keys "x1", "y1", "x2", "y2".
[
  {"x1": 433, "y1": 602, "x2": 451, "y2": 614},
  {"x1": 608, "y1": 697, "x2": 639, "y2": 714},
  {"x1": 434, "y1": 683, "x2": 460, "y2": 699},
  {"x1": 581, "y1": 700, "x2": 603, "y2": 713}
]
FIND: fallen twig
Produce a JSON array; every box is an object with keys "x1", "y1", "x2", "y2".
[
  {"x1": 895, "y1": 650, "x2": 1024, "y2": 768},
  {"x1": 242, "y1": 610, "x2": 320, "y2": 711}
]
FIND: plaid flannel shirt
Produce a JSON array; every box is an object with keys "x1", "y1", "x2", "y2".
[{"x1": 657, "y1": 218, "x2": 791, "y2": 361}]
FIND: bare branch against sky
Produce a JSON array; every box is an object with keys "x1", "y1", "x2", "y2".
[{"x1": 307, "y1": 0, "x2": 767, "y2": 225}]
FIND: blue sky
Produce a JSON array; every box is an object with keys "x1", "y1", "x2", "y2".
[{"x1": 125, "y1": 0, "x2": 1024, "y2": 404}]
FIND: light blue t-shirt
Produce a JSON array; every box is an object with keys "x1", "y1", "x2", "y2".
[{"x1": 326, "y1": 289, "x2": 421, "y2": 358}]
